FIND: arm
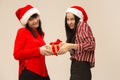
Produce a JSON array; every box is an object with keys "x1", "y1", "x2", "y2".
[
  {"x1": 58, "y1": 22, "x2": 95, "y2": 55},
  {"x1": 57, "y1": 42, "x2": 78, "y2": 55},
  {"x1": 76, "y1": 22, "x2": 95, "y2": 52}
]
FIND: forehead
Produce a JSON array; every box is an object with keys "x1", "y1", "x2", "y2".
[{"x1": 66, "y1": 13, "x2": 75, "y2": 18}]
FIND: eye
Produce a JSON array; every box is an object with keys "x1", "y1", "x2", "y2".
[
  {"x1": 71, "y1": 18, "x2": 75, "y2": 21},
  {"x1": 29, "y1": 17, "x2": 34, "y2": 21}
]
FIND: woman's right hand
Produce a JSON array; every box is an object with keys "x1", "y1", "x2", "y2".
[
  {"x1": 39, "y1": 45, "x2": 52, "y2": 56},
  {"x1": 57, "y1": 43, "x2": 70, "y2": 55},
  {"x1": 57, "y1": 42, "x2": 78, "y2": 55}
]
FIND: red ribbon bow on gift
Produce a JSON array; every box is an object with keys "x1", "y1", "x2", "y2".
[{"x1": 50, "y1": 39, "x2": 62, "y2": 55}]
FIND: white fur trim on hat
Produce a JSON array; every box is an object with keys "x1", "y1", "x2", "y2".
[
  {"x1": 20, "y1": 8, "x2": 40, "y2": 25},
  {"x1": 66, "y1": 8, "x2": 83, "y2": 21}
]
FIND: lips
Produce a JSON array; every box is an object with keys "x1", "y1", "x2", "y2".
[{"x1": 33, "y1": 22, "x2": 39, "y2": 25}]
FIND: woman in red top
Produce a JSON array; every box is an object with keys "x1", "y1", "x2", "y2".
[
  {"x1": 13, "y1": 4, "x2": 51, "y2": 80},
  {"x1": 58, "y1": 6, "x2": 95, "y2": 80}
]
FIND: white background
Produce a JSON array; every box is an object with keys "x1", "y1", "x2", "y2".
[{"x1": 0, "y1": 0, "x2": 120, "y2": 80}]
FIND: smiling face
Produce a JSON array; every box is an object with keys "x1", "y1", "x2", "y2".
[
  {"x1": 66, "y1": 12, "x2": 75, "y2": 29},
  {"x1": 27, "y1": 14, "x2": 40, "y2": 29}
]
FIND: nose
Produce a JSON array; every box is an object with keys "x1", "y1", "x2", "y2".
[
  {"x1": 68, "y1": 20, "x2": 72, "y2": 25},
  {"x1": 33, "y1": 18, "x2": 38, "y2": 22}
]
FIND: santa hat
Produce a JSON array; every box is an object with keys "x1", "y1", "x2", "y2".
[
  {"x1": 66, "y1": 6, "x2": 88, "y2": 22},
  {"x1": 15, "y1": 4, "x2": 40, "y2": 25}
]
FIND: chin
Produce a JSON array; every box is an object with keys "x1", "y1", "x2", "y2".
[
  {"x1": 70, "y1": 27, "x2": 74, "y2": 29},
  {"x1": 69, "y1": 26, "x2": 74, "y2": 29},
  {"x1": 35, "y1": 25, "x2": 39, "y2": 28}
]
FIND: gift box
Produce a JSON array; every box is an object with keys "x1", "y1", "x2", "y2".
[{"x1": 48, "y1": 39, "x2": 62, "y2": 55}]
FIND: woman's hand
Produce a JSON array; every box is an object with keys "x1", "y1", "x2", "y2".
[
  {"x1": 57, "y1": 42, "x2": 78, "y2": 55},
  {"x1": 57, "y1": 43, "x2": 70, "y2": 55},
  {"x1": 39, "y1": 45, "x2": 52, "y2": 56}
]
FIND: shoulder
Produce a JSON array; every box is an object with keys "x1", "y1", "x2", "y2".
[
  {"x1": 15, "y1": 27, "x2": 31, "y2": 38},
  {"x1": 15, "y1": 28, "x2": 29, "y2": 41},
  {"x1": 77, "y1": 21, "x2": 90, "y2": 29},
  {"x1": 17, "y1": 27, "x2": 28, "y2": 32},
  {"x1": 17, "y1": 27, "x2": 29, "y2": 34},
  {"x1": 77, "y1": 21, "x2": 87, "y2": 27},
  {"x1": 76, "y1": 21, "x2": 91, "y2": 33}
]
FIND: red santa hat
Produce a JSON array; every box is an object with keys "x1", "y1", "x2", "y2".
[
  {"x1": 66, "y1": 6, "x2": 88, "y2": 22},
  {"x1": 15, "y1": 4, "x2": 40, "y2": 25}
]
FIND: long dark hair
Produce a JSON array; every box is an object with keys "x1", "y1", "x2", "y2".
[
  {"x1": 65, "y1": 14, "x2": 80, "y2": 43},
  {"x1": 26, "y1": 14, "x2": 43, "y2": 38}
]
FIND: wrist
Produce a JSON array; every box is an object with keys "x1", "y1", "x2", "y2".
[{"x1": 68, "y1": 43, "x2": 77, "y2": 50}]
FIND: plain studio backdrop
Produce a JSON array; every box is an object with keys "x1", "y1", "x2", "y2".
[{"x1": 0, "y1": 0, "x2": 120, "y2": 80}]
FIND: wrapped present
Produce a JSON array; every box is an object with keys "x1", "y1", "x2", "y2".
[{"x1": 49, "y1": 39, "x2": 62, "y2": 55}]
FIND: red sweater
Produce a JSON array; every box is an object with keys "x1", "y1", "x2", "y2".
[{"x1": 13, "y1": 28, "x2": 48, "y2": 77}]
